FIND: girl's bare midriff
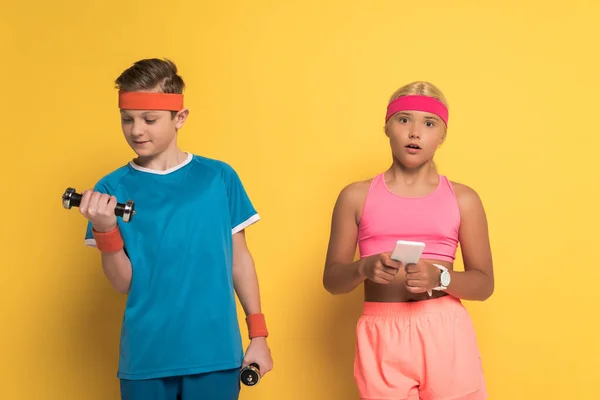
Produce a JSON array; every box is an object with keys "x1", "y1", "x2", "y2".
[{"x1": 363, "y1": 258, "x2": 453, "y2": 302}]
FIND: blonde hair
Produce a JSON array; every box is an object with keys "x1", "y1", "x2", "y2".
[{"x1": 388, "y1": 81, "x2": 449, "y2": 108}]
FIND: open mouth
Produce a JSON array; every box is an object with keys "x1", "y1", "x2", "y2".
[{"x1": 405, "y1": 144, "x2": 421, "y2": 150}]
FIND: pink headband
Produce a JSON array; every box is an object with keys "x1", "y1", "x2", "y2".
[{"x1": 385, "y1": 95, "x2": 449, "y2": 125}]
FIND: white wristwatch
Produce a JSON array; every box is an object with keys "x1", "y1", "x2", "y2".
[
  {"x1": 432, "y1": 263, "x2": 451, "y2": 290},
  {"x1": 427, "y1": 264, "x2": 451, "y2": 296}
]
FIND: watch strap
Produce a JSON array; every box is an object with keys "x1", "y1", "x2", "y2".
[{"x1": 432, "y1": 263, "x2": 449, "y2": 290}]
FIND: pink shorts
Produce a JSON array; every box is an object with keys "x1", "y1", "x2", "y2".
[{"x1": 354, "y1": 296, "x2": 487, "y2": 400}]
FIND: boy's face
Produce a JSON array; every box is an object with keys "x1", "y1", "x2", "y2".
[{"x1": 119, "y1": 109, "x2": 188, "y2": 158}]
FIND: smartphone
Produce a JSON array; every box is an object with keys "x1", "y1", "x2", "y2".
[
  {"x1": 390, "y1": 240, "x2": 432, "y2": 296},
  {"x1": 390, "y1": 240, "x2": 425, "y2": 264}
]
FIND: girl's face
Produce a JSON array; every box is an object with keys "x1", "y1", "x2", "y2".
[{"x1": 385, "y1": 110, "x2": 446, "y2": 169}]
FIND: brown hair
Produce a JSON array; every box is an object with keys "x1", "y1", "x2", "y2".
[{"x1": 115, "y1": 58, "x2": 185, "y2": 117}]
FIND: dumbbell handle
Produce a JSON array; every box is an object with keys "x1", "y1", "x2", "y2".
[
  {"x1": 68, "y1": 192, "x2": 129, "y2": 218},
  {"x1": 62, "y1": 188, "x2": 136, "y2": 222}
]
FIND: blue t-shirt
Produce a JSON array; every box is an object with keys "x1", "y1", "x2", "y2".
[{"x1": 84, "y1": 153, "x2": 259, "y2": 380}]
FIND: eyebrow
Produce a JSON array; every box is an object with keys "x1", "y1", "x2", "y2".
[
  {"x1": 120, "y1": 111, "x2": 160, "y2": 117},
  {"x1": 395, "y1": 111, "x2": 440, "y2": 121}
]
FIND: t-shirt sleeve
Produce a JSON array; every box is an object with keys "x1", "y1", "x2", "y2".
[
  {"x1": 222, "y1": 163, "x2": 260, "y2": 234},
  {"x1": 83, "y1": 180, "x2": 110, "y2": 248}
]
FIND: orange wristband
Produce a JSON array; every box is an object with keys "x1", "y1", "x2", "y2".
[
  {"x1": 92, "y1": 226, "x2": 124, "y2": 253},
  {"x1": 246, "y1": 313, "x2": 269, "y2": 339}
]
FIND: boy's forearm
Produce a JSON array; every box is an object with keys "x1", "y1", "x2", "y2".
[
  {"x1": 100, "y1": 250, "x2": 132, "y2": 294},
  {"x1": 444, "y1": 269, "x2": 494, "y2": 301},
  {"x1": 323, "y1": 259, "x2": 367, "y2": 295},
  {"x1": 233, "y1": 253, "x2": 262, "y2": 316}
]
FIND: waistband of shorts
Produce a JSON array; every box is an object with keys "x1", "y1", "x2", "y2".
[{"x1": 361, "y1": 295, "x2": 463, "y2": 317}]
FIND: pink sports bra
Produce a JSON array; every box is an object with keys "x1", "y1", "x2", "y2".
[{"x1": 357, "y1": 173, "x2": 461, "y2": 263}]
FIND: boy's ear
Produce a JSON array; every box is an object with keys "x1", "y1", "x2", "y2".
[{"x1": 175, "y1": 108, "x2": 189, "y2": 128}]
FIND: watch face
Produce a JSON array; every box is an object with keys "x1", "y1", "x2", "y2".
[{"x1": 441, "y1": 271, "x2": 451, "y2": 287}]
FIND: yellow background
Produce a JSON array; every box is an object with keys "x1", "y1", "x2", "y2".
[{"x1": 2, "y1": 1, "x2": 599, "y2": 399}]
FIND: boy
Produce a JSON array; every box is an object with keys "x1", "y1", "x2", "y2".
[{"x1": 78, "y1": 58, "x2": 272, "y2": 400}]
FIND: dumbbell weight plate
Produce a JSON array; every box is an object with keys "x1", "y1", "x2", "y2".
[{"x1": 240, "y1": 363, "x2": 261, "y2": 386}]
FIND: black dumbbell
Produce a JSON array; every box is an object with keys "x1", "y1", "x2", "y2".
[
  {"x1": 62, "y1": 187, "x2": 136, "y2": 223},
  {"x1": 240, "y1": 363, "x2": 261, "y2": 386}
]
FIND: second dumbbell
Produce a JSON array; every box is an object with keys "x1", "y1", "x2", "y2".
[{"x1": 240, "y1": 363, "x2": 261, "y2": 386}]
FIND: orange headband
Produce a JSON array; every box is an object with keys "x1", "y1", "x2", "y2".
[{"x1": 118, "y1": 91, "x2": 184, "y2": 111}]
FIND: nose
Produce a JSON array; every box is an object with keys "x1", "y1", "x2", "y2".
[
  {"x1": 131, "y1": 120, "x2": 144, "y2": 137},
  {"x1": 409, "y1": 126, "x2": 420, "y2": 139}
]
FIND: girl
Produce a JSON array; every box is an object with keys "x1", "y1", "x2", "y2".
[{"x1": 323, "y1": 81, "x2": 494, "y2": 400}]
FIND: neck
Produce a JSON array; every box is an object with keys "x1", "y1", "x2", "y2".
[
  {"x1": 387, "y1": 158, "x2": 438, "y2": 185},
  {"x1": 134, "y1": 146, "x2": 187, "y2": 171}
]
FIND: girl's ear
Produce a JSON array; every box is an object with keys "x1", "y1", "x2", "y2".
[{"x1": 439, "y1": 128, "x2": 447, "y2": 145}]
